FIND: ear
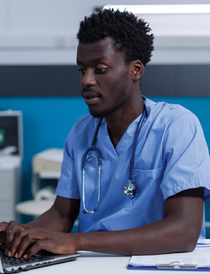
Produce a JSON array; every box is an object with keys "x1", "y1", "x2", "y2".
[{"x1": 131, "y1": 60, "x2": 145, "y2": 81}]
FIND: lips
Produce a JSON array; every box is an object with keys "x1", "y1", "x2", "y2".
[{"x1": 82, "y1": 91, "x2": 101, "y2": 105}]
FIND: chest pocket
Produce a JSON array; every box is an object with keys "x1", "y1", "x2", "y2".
[{"x1": 125, "y1": 166, "x2": 164, "y2": 215}]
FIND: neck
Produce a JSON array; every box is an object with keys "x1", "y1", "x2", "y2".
[{"x1": 105, "y1": 96, "x2": 144, "y2": 148}]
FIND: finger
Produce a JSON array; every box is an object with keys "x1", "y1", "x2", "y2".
[
  {"x1": 5, "y1": 227, "x2": 45, "y2": 257},
  {"x1": 23, "y1": 241, "x2": 44, "y2": 259},
  {"x1": 5, "y1": 221, "x2": 25, "y2": 245},
  {"x1": 23, "y1": 237, "x2": 62, "y2": 259},
  {"x1": 13, "y1": 231, "x2": 47, "y2": 258},
  {"x1": 5, "y1": 228, "x2": 37, "y2": 257},
  {"x1": 5, "y1": 229, "x2": 28, "y2": 257},
  {"x1": 0, "y1": 222, "x2": 8, "y2": 232}
]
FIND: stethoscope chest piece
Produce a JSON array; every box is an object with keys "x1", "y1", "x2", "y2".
[{"x1": 124, "y1": 180, "x2": 136, "y2": 199}]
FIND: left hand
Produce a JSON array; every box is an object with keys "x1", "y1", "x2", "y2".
[{"x1": 5, "y1": 228, "x2": 78, "y2": 259}]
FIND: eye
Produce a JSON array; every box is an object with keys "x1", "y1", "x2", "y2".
[
  {"x1": 95, "y1": 68, "x2": 107, "y2": 74},
  {"x1": 78, "y1": 68, "x2": 86, "y2": 75}
]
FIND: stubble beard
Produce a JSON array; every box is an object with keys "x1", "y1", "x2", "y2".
[
  {"x1": 89, "y1": 107, "x2": 113, "y2": 118},
  {"x1": 89, "y1": 89, "x2": 127, "y2": 118}
]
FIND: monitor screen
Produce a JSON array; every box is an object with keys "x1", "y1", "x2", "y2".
[{"x1": 0, "y1": 111, "x2": 23, "y2": 158}]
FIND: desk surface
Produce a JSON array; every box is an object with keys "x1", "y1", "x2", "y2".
[
  {"x1": 33, "y1": 252, "x2": 130, "y2": 274},
  {"x1": 22, "y1": 240, "x2": 210, "y2": 274}
]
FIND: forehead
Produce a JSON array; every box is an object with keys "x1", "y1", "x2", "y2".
[{"x1": 77, "y1": 37, "x2": 123, "y2": 64}]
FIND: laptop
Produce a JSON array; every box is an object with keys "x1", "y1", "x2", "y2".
[{"x1": 0, "y1": 244, "x2": 80, "y2": 273}]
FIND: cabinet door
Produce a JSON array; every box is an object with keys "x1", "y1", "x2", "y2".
[{"x1": 0, "y1": 166, "x2": 21, "y2": 222}]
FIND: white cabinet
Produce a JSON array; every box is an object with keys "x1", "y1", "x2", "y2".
[
  {"x1": 0, "y1": 156, "x2": 21, "y2": 222},
  {"x1": 16, "y1": 149, "x2": 63, "y2": 217}
]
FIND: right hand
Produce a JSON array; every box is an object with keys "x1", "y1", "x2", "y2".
[
  {"x1": 5, "y1": 228, "x2": 79, "y2": 259},
  {"x1": 0, "y1": 221, "x2": 28, "y2": 245}
]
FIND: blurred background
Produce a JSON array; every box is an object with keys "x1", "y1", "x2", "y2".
[{"x1": 0, "y1": 0, "x2": 210, "y2": 234}]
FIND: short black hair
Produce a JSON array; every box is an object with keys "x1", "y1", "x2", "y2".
[{"x1": 77, "y1": 9, "x2": 154, "y2": 66}]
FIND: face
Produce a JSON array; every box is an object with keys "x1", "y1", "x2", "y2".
[{"x1": 77, "y1": 37, "x2": 139, "y2": 118}]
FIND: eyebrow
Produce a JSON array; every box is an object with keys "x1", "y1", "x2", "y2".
[{"x1": 77, "y1": 57, "x2": 108, "y2": 65}]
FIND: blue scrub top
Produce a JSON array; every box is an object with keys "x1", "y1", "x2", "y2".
[{"x1": 56, "y1": 97, "x2": 210, "y2": 238}]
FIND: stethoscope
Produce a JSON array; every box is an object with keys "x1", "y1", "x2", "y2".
[{"x1": 82, "y1": 106, "x2": 147, "y2": 214}]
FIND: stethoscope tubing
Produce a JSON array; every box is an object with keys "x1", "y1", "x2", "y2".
[
  {"x1": 82, "y1": 117, "x2": 103, "y2": 214},
  {"x1": 129, "y1": 105, "x2": 147, "y2": 182},
  {"x1": 82, "y1": 105, "x2": 147, "y2": 213}
]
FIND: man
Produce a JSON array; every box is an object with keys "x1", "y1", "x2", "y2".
[{"x1": 1, "y1": 9, "x2": 210, "y2": 258}]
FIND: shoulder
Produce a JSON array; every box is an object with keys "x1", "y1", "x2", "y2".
[
  {"x1": 71, "y1": 114, "x2": 99, "y2": 134},
  {"x1": 144, "y1": 96, "x2": 200, "y2": 128},
  {"x1": 65, "y1": 114, "x2": 101, "y2": 148}
]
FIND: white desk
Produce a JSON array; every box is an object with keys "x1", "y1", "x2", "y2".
[
  {"x1": 23, "y1": 252, "x2": 131, "y2": 274},
  {"x1": 16, "y1": 251, "x2": 209, "y2": 274},
  {"x1": 18, "y1": 240, "x2": 210, "y2": 274}
]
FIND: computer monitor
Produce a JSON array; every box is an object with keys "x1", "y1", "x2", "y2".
[{"x1": 0, "y1": 110, "x2": 23, "y2": 160}]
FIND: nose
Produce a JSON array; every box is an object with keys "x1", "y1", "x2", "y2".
[{"x1": 81, "y1": 69, "x2": 96, "y2": 87}]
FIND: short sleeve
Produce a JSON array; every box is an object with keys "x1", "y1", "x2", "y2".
[
  {"x1": 161, "y1": 111, "x2": 210, "y2": 201},
  {"x1": 56, "y1": 125, "x2": 80, "y2": 199}
]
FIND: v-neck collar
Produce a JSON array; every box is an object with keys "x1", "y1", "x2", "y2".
[{"x1": 100, "y1": 113, "x2": 143, "y2": 158}]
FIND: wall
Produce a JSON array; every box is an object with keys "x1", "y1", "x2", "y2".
[
  {"x1": 1, "y1": 0, "x2": 210, "y2": 65},
  {"x1": 1, "y1": 96, "x2": 210, "y2": 200}
]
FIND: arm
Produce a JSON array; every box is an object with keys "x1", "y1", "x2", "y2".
[
  {"x1": 76, "y1": 188, "x2": 203, "y2": 255},
  {"x1": 5, "y1": 187, "x2": 204, "y2": 258},
  {"x1": 0, "y1": 196, "x2": 79, "y2": 246},
  {"x1": 26, "y1": 196, "x2": 80, "y2": 232}
]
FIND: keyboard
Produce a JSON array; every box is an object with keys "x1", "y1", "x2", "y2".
[{"x1": 0, "y1": 249, "x2": 48, "y2": 267}]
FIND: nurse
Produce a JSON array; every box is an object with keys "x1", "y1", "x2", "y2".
[{"x1": 1, "y1": 9, "x2": 210, "y2": 258}]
